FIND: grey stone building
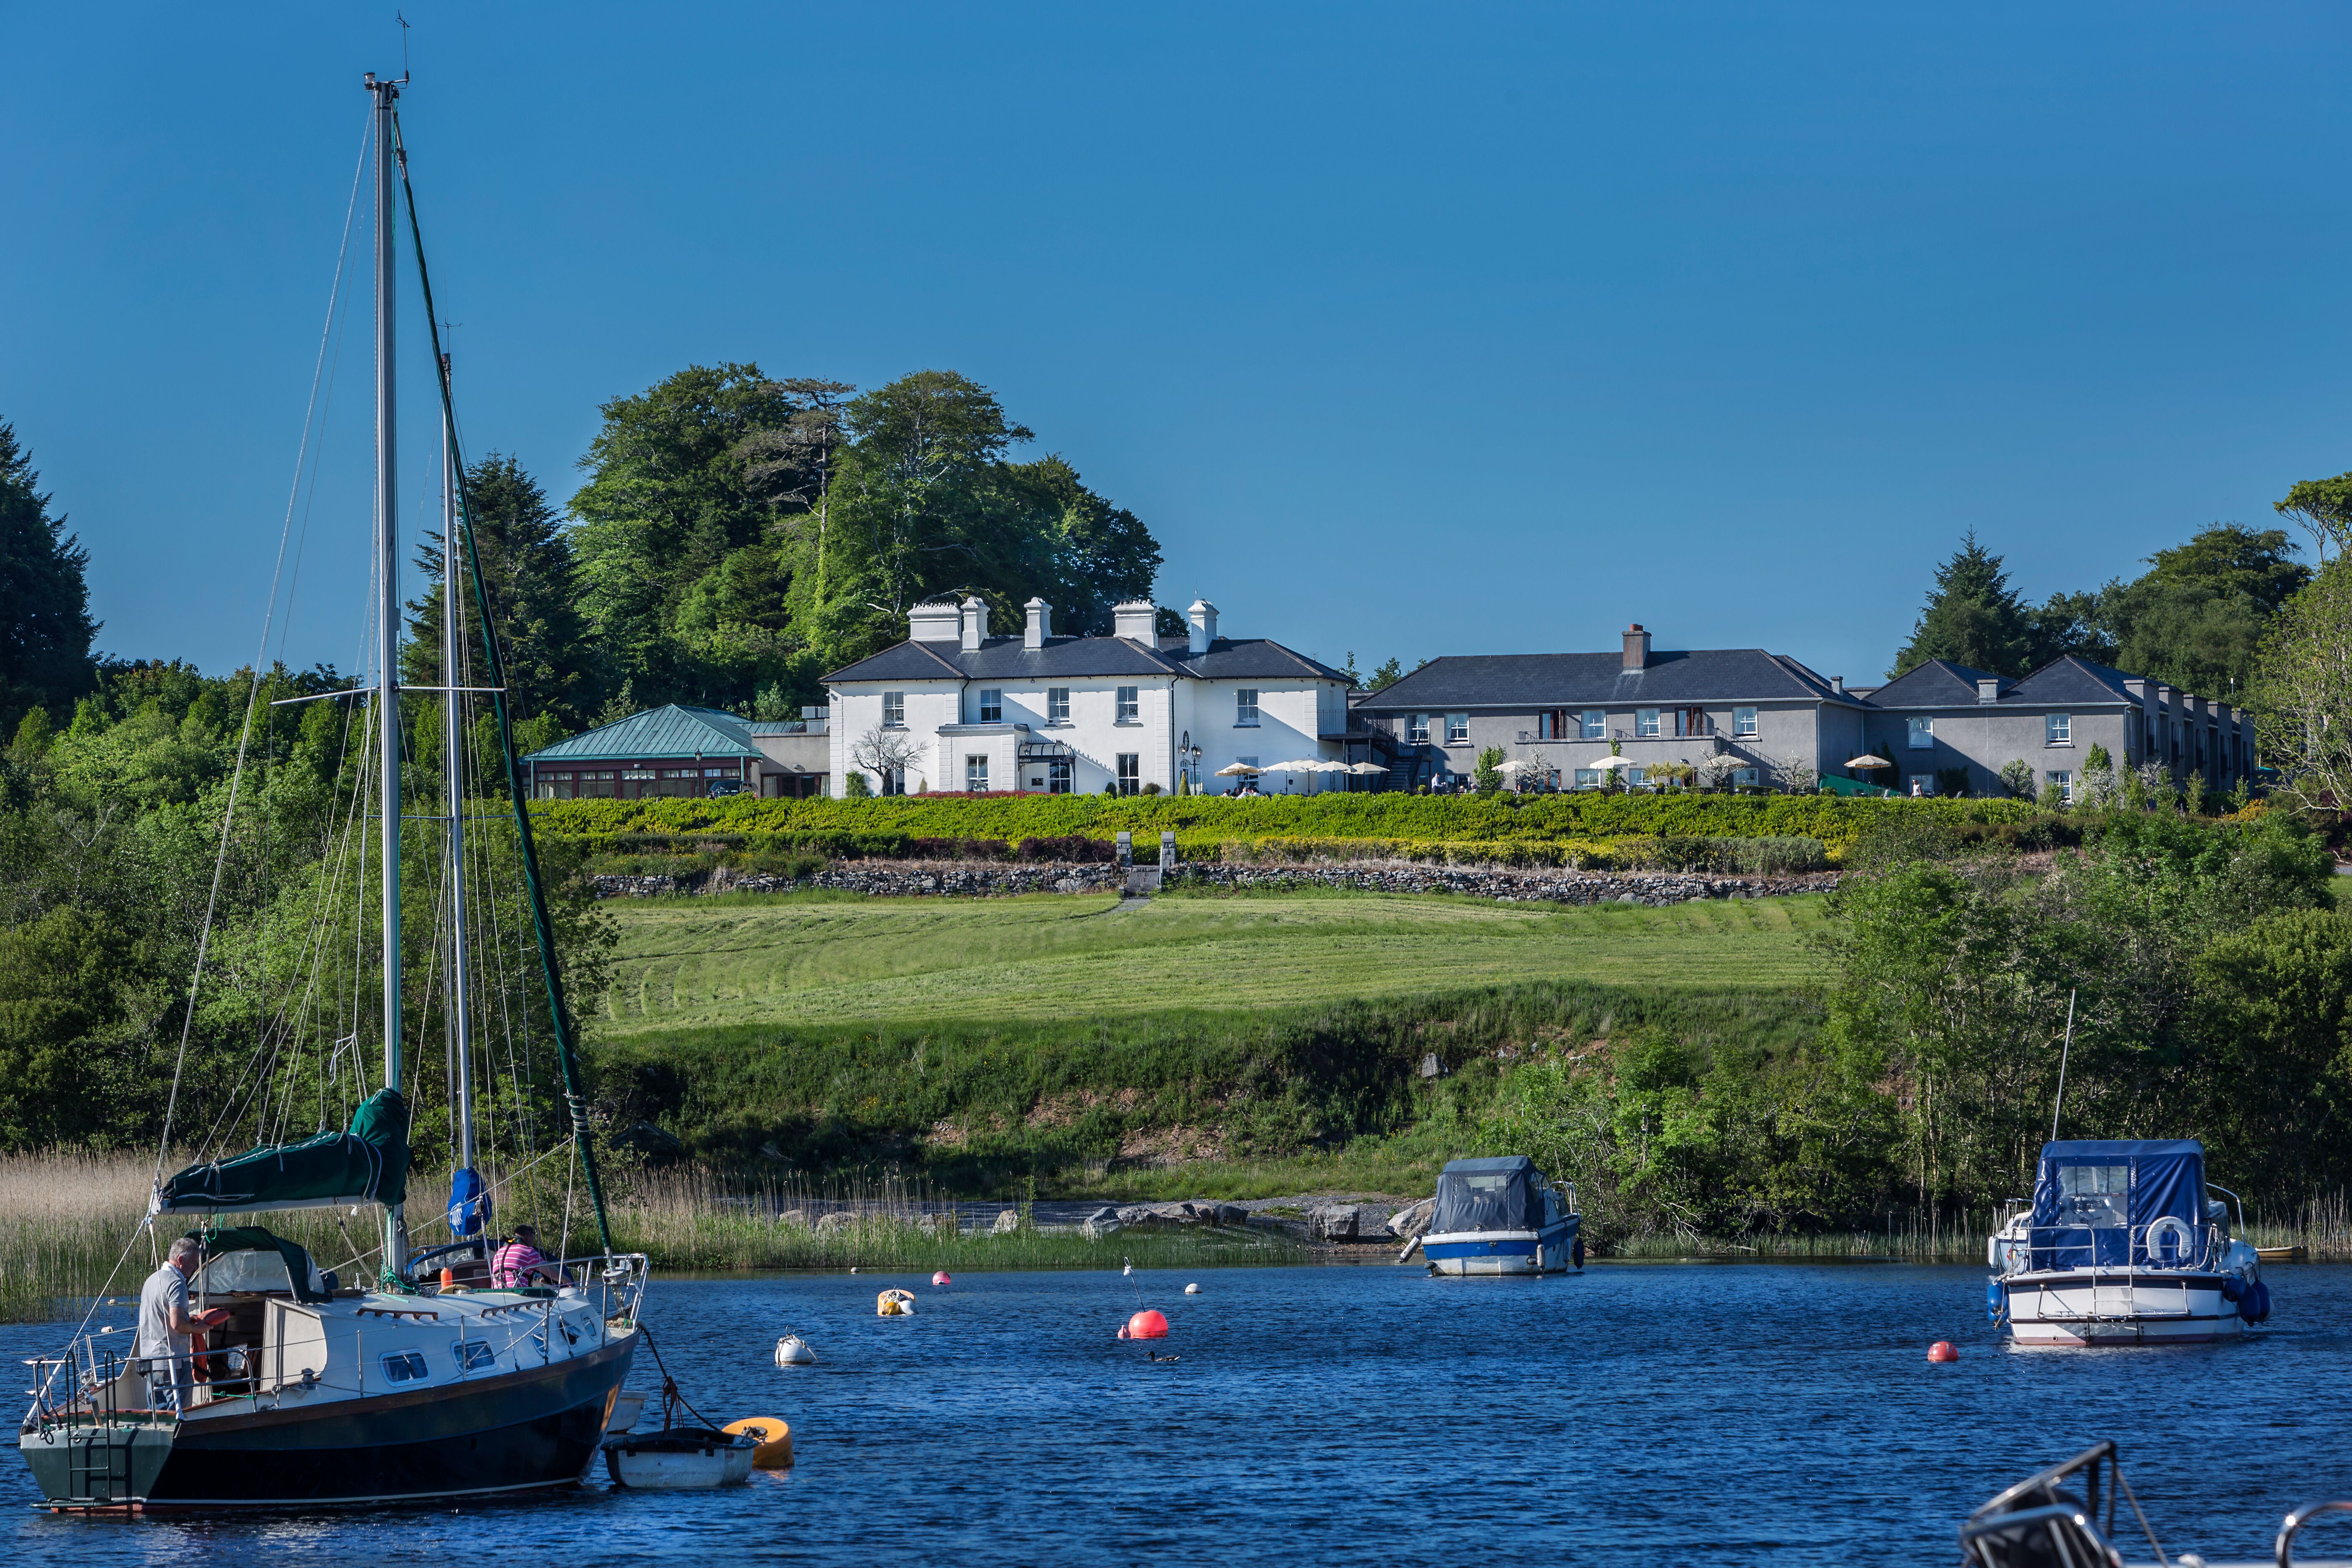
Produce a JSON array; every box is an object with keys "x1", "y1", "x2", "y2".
[
  {"x1": 1351, "y1": 624, "x2": 1870, "y2": 790},
  {"x1": 1854, "y1": 656, "x2": 2256, "y2": 800}
]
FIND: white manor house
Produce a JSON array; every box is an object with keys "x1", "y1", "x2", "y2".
[{"x1": 824, "y1": 596, "x2": 1354, "y2": 795}]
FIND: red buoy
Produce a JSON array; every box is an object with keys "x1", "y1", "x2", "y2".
[
  {"x1": 933, "y1": 1271, "x2": 951, "y2": 1287},
  {"x1": 1128, "y1": 1310, "x2": 1169, "y2": 1340},
  {"x1": 1927, "y1": 1340, "x2": 1959, "y2": 1362}
]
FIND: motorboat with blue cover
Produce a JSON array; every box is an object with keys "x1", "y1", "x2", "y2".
[
  {"x1": 1986, "y1": 1139, "x2": 2266, "y2": 1346},
  {"x1": 1420, "y1": 1156, "x2": 1582, "y2": 1276}
]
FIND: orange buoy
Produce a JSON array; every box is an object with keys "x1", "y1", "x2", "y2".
[
  {"x1": 933, "y1": 1271, "x2": 951, "y2": 1287},
  {"x1": 1927, "y1": 1341, "x2": 1959, "y2": 1362},
  {"x1": 1128, "y1": 1310, "x2": 1169, "y2": 1340},
  {"x1": 723, "y1": 1416, "x2": 794, "y2": 1469},
  {"x1": 439, "y1": 1267, "x2": 455, "y2": 1291}
]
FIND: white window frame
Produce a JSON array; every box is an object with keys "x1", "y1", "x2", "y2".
[
  {"x1": 1580, "y1": 710, "x2": 1604, "y2": 740},
  {"x1": 966, "y1": 755, "x2": 988, "y2": 792},
  {"x1": 1734, "y1": 706, "x2": 1758, "y2": 739},
  {"x1": 882, "y1": 691, "x2": 905, "y2": 728},
  {"x1": 1047, "y1": 687, "x2": 1070, "y2": 724},
  {"x1": 1573, "y1": 768, "x2": 1602, "y2": 789},
  {"x1": 1636, "y1": 708, "x2": 1660, "y2": 739},
  {"x1": 1236, "y1": 689, "x2": 1260, "y2": 727},
  {"x1": 1445, "y1": 712, "x2": 1469, "y2": 745},
  {"x1": 1117, "y1": 685, "x2": 1139, "y2": 723},
  {"x1": 1407, "y1": 714, "x2": 1430, "y2": 744},
  {"x1": 2046, "y1": 770, "x2": 2073, "y2": 802},
  {"x1": 1116, "y1": 753, "x2": 1141, "y2": 795},
  {"x1": 2046, "y1": 712, "x2": 2072, "y2": 745},
  {"x1": 978, "y1": 689, "x2": 1001, "y2": 724},
  {"x1": 1908, "y1": 716, "x2": 1934, "y2": 750}
]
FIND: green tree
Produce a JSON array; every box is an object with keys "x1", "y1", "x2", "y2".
[
  {"x1": 407, "y1": 453, "x2": 594, "y2": 729},
  {"x1": 2276, "y1": 470, "x2": 2352, "y2": 561},
  {"x1": 2103, "y1": 524, "x2": 2308, "y2": 697},
  {"x1": 1890, "y1": 532, "x2": 2030, "y2": 678},
  {"x1": 0, "y1": 905, "x2": 155, "y2": 1149},
  {"x1": 0, "y1": 423, "x2": 99, "y2": 735}
]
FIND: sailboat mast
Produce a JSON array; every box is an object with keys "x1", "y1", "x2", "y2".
[
  {"x1": 368, "y1": 71, "x2": 406, "y2": 1277},
  {"x1": 442, "y1": 350, "x2": 476, "y2": 1172}
]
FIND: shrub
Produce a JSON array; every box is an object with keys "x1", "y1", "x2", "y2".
[
  {"x1": 843, "y1": 771, "x2": 872, "y2": 799},
  {"x1": 1141, "y1": 782, "x2": 1162, "y2": 795}
]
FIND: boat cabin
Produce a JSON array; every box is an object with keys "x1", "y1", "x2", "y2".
[{"x1": 2027, "y1": 1139, "x2": 2219, "y2": 1272}]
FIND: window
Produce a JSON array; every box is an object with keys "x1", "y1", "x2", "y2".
[
  {"x1": 1236, "y1": 689, "x2": 1260, "y2": 727},
  {"x1": 1627, "y1": 767, "x2": 1648, "y2": 788},
  {"x1": 703, "y1": 768, "x2": 726, "y2": 777},
  {"x1": 880, "y1": 766, "x2": 905, "y2": 797},
  {"x1": 1445, "y1": 713, "x2": 1470, "y2": 745},
  {"x1": 1673, "y1": 707, "x2": 1707, "y2": 738},
  {"x1": 2046, "y1": 712, "x2": 2071, "y2": 745},
  {"x1": 1733, "y1": 767, "x2": 1759, "y2": 788},
  {"x1": 882, "y1": 691, "x2": 905, "y2": 728},
  {"x1": 978, "y1": 689, "x2": 1001, "y2": 724},
  {"x1": 1047, "y1": 687, "x2": 1070, "y2": 723},
  {"x1": 1047, "y1": 758, "x2": 1072, "y2": 794},
  {"x1": 1117, "y1": 686, "x2": 1139, "y2": 723},
  {"x1": 1580, "y1": 710, "x2": 1605, "y2": 740},
  {"x1": 966, "y1": 755, "x2": 989, "y2": 792},
  {"x1": 380, "y1": 1350, "x2": 430, "y2": 1385},
  {"x1": 1574, "y1": 768, "x2": 1603, "y2": 789},
  {"x1": 453, "y1": 1340, "x2": 496, "y2": 1373},
  {"x1": 2046, "y1": 770, "x2": 2073, "y2": 802},
  {"x1": 1909, "y1": 775, "x2": 1936, "y2": 797},
  {"x1": 2057, "y1": 1163, "x2": 2129, "y2": 1228},
  {"x1": 1116, "y1": 753, "x2": 1140, "y2": 795},
  {"x1": 1636, "y1": 708, "x2": 1660, "y2": 738},
  {"x1": 1734, "y1": 707, "x2": 1758, "y2": 739},
  {"x1": 1908, "y1": 716, "x2": 1934, "y2": 750},
  {"x1": 1408, "y1": 714, "x2": 1430, "y2": 744}
]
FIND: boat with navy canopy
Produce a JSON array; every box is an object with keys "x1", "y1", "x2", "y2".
[
  {"x1": 17, "y1": 71, "x2": 646, "y2": 1511},
  {"x1": 1986, "y1": 1138, "x2": 2266, "y2": 1346},
  {"x1": 1419, "y1": 1156, "x2": 1582, "y2": 1276}
]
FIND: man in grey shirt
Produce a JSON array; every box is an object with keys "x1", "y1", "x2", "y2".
[{"x1": 136, "y1": 1237, "x2": 229, "y2": 1414}]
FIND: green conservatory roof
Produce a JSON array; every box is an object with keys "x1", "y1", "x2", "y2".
[{"x1": 524, "y1": 704, "x2": 760, "y2": 763}]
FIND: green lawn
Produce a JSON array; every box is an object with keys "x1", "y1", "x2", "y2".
[{"x1": 590, "y1": 888, "x2": 1830, "y2": 1038}]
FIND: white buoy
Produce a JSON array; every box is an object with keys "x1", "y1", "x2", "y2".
[
  {"x1": 1184, "y1": 1282, "x2": 1201, "y2": 1294},
  {"x1": 774, "y1": 1334, "x2": 817, "y2": 1366},
  {"x1": 1122, "y1": 1262, "x2": 1133, "y2": 1277}
]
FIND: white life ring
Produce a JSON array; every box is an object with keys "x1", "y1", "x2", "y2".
[{"x1": 2144, "y1": 1215, "x2": 2195, "y2": 1267}]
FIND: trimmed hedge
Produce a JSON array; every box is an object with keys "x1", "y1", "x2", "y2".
[{"x1": 535, "y1": 792, "x2": 2041, "y2": 863}]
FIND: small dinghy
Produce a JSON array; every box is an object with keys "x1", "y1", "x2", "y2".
[
  {"x1": 774, "y1": 1333, "x2": 816, "y2": 1365},
  {"x1": 603, "y1": 1427, "x2": 757, "y2": 1489},
  {"x1": 606, "y1": 1389, "x2": 649, "y2": 1432}
]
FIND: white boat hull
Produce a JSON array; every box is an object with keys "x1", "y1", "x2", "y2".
[
  {"x1": 1423, "y1": 1221, "x2": 1580, "y2": 1276},
  {"x1": 2001, "y1": 1272, "x2": 2245, "y2": 1346}
]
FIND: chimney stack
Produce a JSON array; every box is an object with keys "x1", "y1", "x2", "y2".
[
  {"x1": 1977, "y1": 678, "x2": 2000, "y2": 704},
  {"x1": 1113, "y1": 600, "x2": 1157, "y2": 641},
  {"x1": 909, "y1": 600, "x2": 961, "y2": 643},
  {"x1": 1024, "y1": 597, "x2": 1051, "y2": 651},
  {"x1": 1622, "y1": 623, "x2": 1651, "y2": 671},
  {"x1": 1187, "y1": 598, "x2": 1218, "y2": 655},
  {"x1": 961, "y1": 595, "x2": 988, "y2": 651},
  {"x1": 1831, "y1": 676, "x2": 1845, "y2": 696}
]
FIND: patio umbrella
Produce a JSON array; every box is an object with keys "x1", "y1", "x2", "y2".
[
  {"x1": 1214, "y1": 762, "x2": 1261, "y2": 776},
  {"x1": 1592, "y1": 755, "x2": 1638, "y2": 771},
  {"x1": 1347, "y1": 761, "x2": 1387, "y2": 774},
  {"x1": 1846, "y1": 754, "x2": 1893, "y2": 770},
  {"x1": 1261, "y1": 760, "x2": 1320, "y2": 772},
  {"x1": 1493, "y1": 759, "x2": 1538, "y2": 775}
]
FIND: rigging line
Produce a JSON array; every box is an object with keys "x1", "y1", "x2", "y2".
[{"x1": 151, "y1": 104, "x2": 373, "y2": 1188}]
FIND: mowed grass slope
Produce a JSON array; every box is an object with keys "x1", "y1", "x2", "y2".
[{"x1": 590, "y1": 889, "x2": 1830, "y2": 1037}]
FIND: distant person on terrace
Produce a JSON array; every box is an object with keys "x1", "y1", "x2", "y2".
[{"x1": 490, "y1": 1224, "x2": 567, "y2": 1288}]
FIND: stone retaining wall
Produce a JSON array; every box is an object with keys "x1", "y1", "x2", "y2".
[{"x1": 589, "y1": 860, "x2": 1834, "y2": 905}]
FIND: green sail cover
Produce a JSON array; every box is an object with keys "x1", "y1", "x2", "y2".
[{"x1": 155, "y1": 1089, "x2": 409, "y2": 1215}]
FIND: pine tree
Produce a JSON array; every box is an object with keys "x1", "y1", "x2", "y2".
[
  {"x1": 0, "y1": 422, "x2": 99, "y2": 733},
  {"x1": 1891, "y1": 532, "x2": 2030, "y2": 678}
]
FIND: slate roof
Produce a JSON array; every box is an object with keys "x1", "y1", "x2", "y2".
[
  {"x1": 523, "y1": 704, "x2": 759, "y2": 762},
  {"x1": 1865, "y1": 655, "x2": 2141, "y2": 709},
  {"x1": 1355, "y1": 648, "x2": 1855, "y2": 709},
  {"x1": 825, "y1": 636, "x2": 1349, "y2": 685}
]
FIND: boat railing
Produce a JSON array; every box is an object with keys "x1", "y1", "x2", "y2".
[
  {"x1": 2021, "y1": 1220, "x2": 2220, "y2": 1274},
  {"x1": 1962, "y1": 1439, "x2": 2167, "y2": 1568},
  {"x1": 2278, "y1": 1499, "x2": 2352, "y2": 1565}
]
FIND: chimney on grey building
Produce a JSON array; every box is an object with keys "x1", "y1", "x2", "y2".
[
  {"x1": 1622, "y1": 623, "x2": 1651, "y2": 671},
  {"x1": 1024, "y1": 597, "x2": 1051, "y2": 651},
  {"x1": 1831, "y1": 676, "x2": 1845, "y2": 695},
  {"x1": 1187, "y1": 598, "x2": 1218, "y2": 654},
  {"x1": 909, "y1": 600, "x2": 961, "y2": 643},
  {"x1": 1114, "y1": 600, "x2": 1157, "y2": 641},
  {"x1": 961, "y1": 595, "x2": 988, "y2": 651},
  {"x1": 1977, "y1": 678, "x2": 2000, "y2": 704}
]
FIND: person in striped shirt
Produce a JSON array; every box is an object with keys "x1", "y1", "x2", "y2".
[{"x1": 489, "y1": 1224, "x2": 565, "y2": 1288}]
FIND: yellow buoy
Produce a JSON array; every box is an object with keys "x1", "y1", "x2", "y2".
[
  {"x1": 876, "y1": 1288, "x2": 917, "y2": 1317},
  {"x1": 722, "y1": 1416, "x2": 794, "y2": 1469}
]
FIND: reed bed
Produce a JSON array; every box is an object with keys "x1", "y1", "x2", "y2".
[{"x1": 0, "y1": 1153, "x2": 1307, "y2": 1323}]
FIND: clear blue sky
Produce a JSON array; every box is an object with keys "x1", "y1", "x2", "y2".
[{"x1": 5, "y1": 5, "x2": 2349, "y2": 685}]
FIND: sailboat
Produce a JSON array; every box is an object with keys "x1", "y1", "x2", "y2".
[{"x1": 18, "y1": 73, "x2": 645, "y2": 1510}]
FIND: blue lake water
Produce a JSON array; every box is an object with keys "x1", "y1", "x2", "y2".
[{"x1": 8, "y1": 1259, "x2": 2351, "y2": 1565}]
